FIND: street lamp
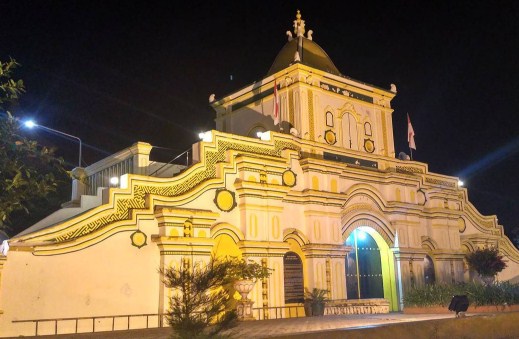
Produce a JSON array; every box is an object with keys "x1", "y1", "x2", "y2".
[{"x1": 24, "y1": 120, "x2": 83, "y2": 168}]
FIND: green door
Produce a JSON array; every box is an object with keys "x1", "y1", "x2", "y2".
[{"x1": 346, "y1": 229, "x2": 384, "y2": 299}]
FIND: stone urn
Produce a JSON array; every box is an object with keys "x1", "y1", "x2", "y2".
[
  {"x1": 234, "y1": 279, "x2": 255, "y2": 301},
  {"x1": 234, "y1": 279, "x2": 256, "y2": 321}
]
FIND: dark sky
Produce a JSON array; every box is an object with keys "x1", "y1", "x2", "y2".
[{"x1": 2, "y1": 1, "x2": 518, "y2": 234}]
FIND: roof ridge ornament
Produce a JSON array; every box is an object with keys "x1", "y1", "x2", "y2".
[{"x1": 293, "y1": 10, "x2": 306, "y2": 37}]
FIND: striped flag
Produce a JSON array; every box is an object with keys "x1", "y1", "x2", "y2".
[
  {"x1": 407, "y1": 113, "x2": 416, "y2": 150},
  {"x1": 273, "y1": 80, "x2": 280, "y2": 125}
]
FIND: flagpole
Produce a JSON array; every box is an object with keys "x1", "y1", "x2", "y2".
[{"x1": 409, "y1": 147, "x2": 413, "y2": 161}]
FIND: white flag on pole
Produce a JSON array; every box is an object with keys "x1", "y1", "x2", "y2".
[{"x1": 407, "y1": 113, "x2": 416, "y2": 150}]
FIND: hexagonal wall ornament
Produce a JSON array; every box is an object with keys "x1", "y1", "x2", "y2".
[
  {"x1": 417, "y1": 189, "x2": 427, "y2": 206},
  {"x1": 458, "y1": 218, "x2": 466, "y2": 233},
  {"x1": 364, "y1": 139, "x2": 375, "y2": 153},
  {"x1": 130, "y1": 230, "x2": 147, "y2": 249},
  {"x1": 324, "y1": 130, "x2": 337, "y2": 145},
  {"x1": 214, "y1": 188, "x2": 237, "y2": 212},
  {"x1": 282, "y1": 169, "x2": 297, "y2": 187}
]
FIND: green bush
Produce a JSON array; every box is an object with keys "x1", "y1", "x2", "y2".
[{"x1": 403, "y1": 282, "x2": 519, "y2": 307}]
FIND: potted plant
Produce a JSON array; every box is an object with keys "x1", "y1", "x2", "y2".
[
  {"x1": 304, "y1": 288, "x2": 329, "y2": 316},
  {"x1": 225, "y1": 257, "x2": 273, "y2": 321},
  {"x1": 229, "y1": 258, "x2": 273, "y2": 300},
  {"x1": 465, "y1": 247, "x2": 507, "y2": 285}
]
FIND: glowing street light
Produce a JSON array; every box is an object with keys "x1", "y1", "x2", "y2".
[
  {"x1": 24, "y1": 120, "x2": 83, "y2": 168},
  {"x1": 458, "y1": 180, "x2": 464, "y2": 187},
  {"x1": 109, "y1": 176, "x2": 119, "y2": 186}
]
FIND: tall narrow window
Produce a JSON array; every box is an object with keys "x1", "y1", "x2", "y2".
[
  {"x1": 341, "y1": 113, "x2": 358, "y2": 149},
  {"x1": 326, "y1": 111, "x2": 334, "y2": 127},
  {"x1": 364, "y1": 122, "x2": 372, "y2": 136}
]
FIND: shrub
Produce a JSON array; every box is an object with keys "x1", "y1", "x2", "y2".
[
  {"x1": 161, "y1": 256, "x2": 273, "y2": 338},
  {"x1": 403, "y1": 282, "x2": 519, "y2": 307},
  {"x1": 161, "y1": 256, "x2": 238, "y2": 339}
]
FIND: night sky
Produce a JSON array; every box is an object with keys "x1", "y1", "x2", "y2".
[{"x1": 2, "y1": 2, "x2": 518, "y2": 235}]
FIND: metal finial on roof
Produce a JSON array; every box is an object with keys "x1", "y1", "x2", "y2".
[{"x1": 293, "y1": 10, "x2": 305, "y2": 37}]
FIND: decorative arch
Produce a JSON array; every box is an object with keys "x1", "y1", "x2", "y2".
[
  {"x1": 211, "y1": 222, "x2": 244, "y2": 243},
  {"x1": 421, "y1": 236, "x2": 440, "y2": 252},
  {"x1": 342, "y1": 216, "x2": 395, "y2": 247},
  {"x1": 460, "y1": 240, "x2": 477, "y2": 253},
  {"x1": 342, "y1": 184, "x2": 394, "y2": 245},
  {"x1": 283, "y1": 228, "x2": 310, "y2": 247},
  {"x1": 342, "y1": 184, "x2": 388, "y2": 211},
  {"x1": 337, "y1": 102, "x2": 359, "y2": 120}
]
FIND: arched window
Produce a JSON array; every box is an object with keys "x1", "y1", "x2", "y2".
[
  {"x1": 326, "y1": 111, "x2": 334, "y2": 127},
  {"x1": 284, "y1": 252, "x2": 304, "y2": 303},
  {"x1": 424, "y1": 255, "x2": 436, "y2": 285},
  {"x1": 341, "y1": 112, "x2": 358, "y2": 149},
  {"x1": 364, "y1": 122, "x2": 372, "y2": 136}
]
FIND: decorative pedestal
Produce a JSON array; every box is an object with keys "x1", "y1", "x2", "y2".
[
  {"x1": 234, "y1": 280, "x2": 256, "y2": 321},
  {"x1": 236, "y1": 300, "x2": 255, "y2": 321}
]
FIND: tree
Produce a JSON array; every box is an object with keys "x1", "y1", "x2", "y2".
[
  {"x1": 465, "y1": 247, "x2": 507, "y2": 284},
  {"x1": 0, "y1": 58, "x2": 25, "y2": 105},
  {"x1": 161, "y1": 256, "x2": 238, "y2": 339},
  {"x1": 0, "y1": 59, "x2": 69, "y2": 234}
]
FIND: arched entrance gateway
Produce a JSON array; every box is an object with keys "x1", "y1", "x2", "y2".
[{"x1": 344, "y1": 224, "x2": 399, "y2": 311}]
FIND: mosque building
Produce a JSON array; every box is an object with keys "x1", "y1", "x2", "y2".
[{"x1": 1, "y1": 11, "x2": 518, "y2": 337}]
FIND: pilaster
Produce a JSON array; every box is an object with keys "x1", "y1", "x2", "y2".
[{"x1": 301, "y1": 243, "x2": 349, "y2": 299}]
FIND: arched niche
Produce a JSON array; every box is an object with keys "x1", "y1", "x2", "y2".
[{"x1": 283, "y1": 251, "x2": 304, "y2": 303}]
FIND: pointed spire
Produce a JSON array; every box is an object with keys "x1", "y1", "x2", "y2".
[{"x1": 293, "y1": 10, "x2": 306, "y2": 37}]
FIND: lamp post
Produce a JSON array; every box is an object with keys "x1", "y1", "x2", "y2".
[{"x1": 24, "y1": 120, "x2": 83, "y2": 168}]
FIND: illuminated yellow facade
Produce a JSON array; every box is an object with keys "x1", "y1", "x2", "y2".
[{"x1": 1, "y1": 11, "x2": 519, "y2": 337}]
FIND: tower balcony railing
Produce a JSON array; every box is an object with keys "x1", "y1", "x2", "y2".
[{"x1": 67, "y1": 142, "x2": 189, "y2": 205}]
